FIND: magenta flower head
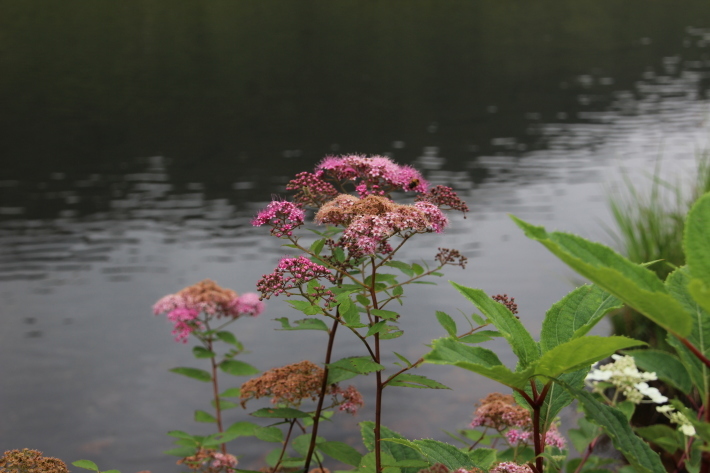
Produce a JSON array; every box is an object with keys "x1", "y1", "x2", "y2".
[
  {"x1": 252, "y1": 200, "x2": 305, "y2": 237},
  {"x1": 257, "y1": 256, "x2": 336, "y2": 300},
  {"x1": 153, "y1": 280, "x2": 257, "y2": 342},
  {"x1": 316, "y1": 154, "x2": 428, "y2": 196}
]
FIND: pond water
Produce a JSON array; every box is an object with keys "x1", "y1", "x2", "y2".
[{"x1": 2, "y1": 2, "x2": 710, "y2": 471}]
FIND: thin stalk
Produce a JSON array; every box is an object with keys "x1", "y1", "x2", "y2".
[
  {"x1": 273, "y1": 419, "x2": 298, "y2": 473},
  {"x1": 573, "y1": 435, "x2": 600, "y2": 473},
  {"x1": 207, "y1": 338, "x2": 226, "y2": 454},
  {"x1": 303, "y1": 318, "x2": 340, "y2": 473}
]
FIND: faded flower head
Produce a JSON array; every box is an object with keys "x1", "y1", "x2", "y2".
[
  {"x1": 470, "y1": 393, "x2": 531, "y2": 430},
  {"x1": 240, "y1": 360, "x2": 363, "y2": 413},
  {"x1": 153, "y1": 280, "x2": 262, "y2": 342},
  {"x1": 489, "y1": 462, "x2": 533, "y2": 473},
  {"x1": 316, "y1": 154, "x2": 428, "y2": 196},
  {"x1": 436, "y1": 248, "x2": 468, "y2": 269},
  {"x1": 256, "y1": 256, "x2": 336, "y2": 300},
  {"x1": 315, "y1": 195, "x2": 448, "y2": 254},
  {"x1": 586, "y1": 354, "x2": 667, "y2": 404},
  {"x1": 0, "y1": 449, "x2": 68, "y2": 473},
  {"x1": 177, "y1": 448, "x2": 238, "y2": 473},
  {"x1": 252, "y1": 200, "x2": 305, "y2": 237}
]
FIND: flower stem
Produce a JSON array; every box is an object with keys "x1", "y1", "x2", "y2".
[{"x1": 207, "y1": 338, "x2": 226, "y2": 454}]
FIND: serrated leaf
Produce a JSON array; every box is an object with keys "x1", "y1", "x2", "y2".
[
  {"x1": 511, "y1": 215, "x2": 693, "y2": 337},
  {"x1": 251, "y1": 407, "x2": 310, "y2": 418},
  {"x1": 287, "y1": 299, "x2": 322, "y2": 316},
  {"x1": 216, "y1": 331, "x2": 242, "y2": 348},
  {"x1": 195, "y1": 410, "x2": 217, "y2": 423},
  {"x1": 318, "y1": 441, "x2": 364, "y2": 466},
  {"x1": 635, "y1": 425, "x2": 684, "y2": 454},
  {"x1": 540, "y1": 285, "x2": 623, "y2": 352},
  {"x1": 327, "y1": 367, "x2": 359, "y2": 384},
  {"x1": 411, "y1": 263, "x2": 424, "y2": 275},
  {"x1": 167, "y1": 430, "x2": 197, "y2": 440},
  {"x1": 685, "y1": 193, "x2": 710, "y2": 284},
  {"x1": 558, "y1": 380, "x2": 665, "y2": 473},
  {"x1": 382, "y1": 439, "x2": 479, "y2": 471},
  {"x1": 71, "y1": 460, "x2": 99, "y2": 471},
  {"x1": 451, "y1": 282, "x2": 540, "y2": 368},
  {"x1": 385, "y1": 261, "x2": 415, "y2": 277},
  {"x1": 192, "y1": 346, "x2": 215, "y2": 359},
  {"x1": 458, "y1": 331, "x2": 500, "y2": 344},
  {"x1": 211, "y1": 399, "x2": 239, "y2": 410},
  {"x1": 436, "y1": 311, "x2": 457, "y2": 337},
  {"x1": 393, "y1": 352, "x2": 412, "y2": 367},
  {"x1": 372, "y1": 309, "x2": 399, "y2": 320},
  {"x1": 329, "y1": 356, "x2": 384, "y2": 374},
  {"x1": 333, "y1": 247, "x2": 346, "y2": 262},
  {"x1": 339, "y1": 297, "x2": 362, "y2": 326},
  {"x1": 220, "y1": 387, "x2": 241, "y2": 398},
  {"x1": 386, "y1": 373, "x2": 450, "y2": 389},
  {"x1": 220, "y1": 360, "x2": 259, "y2": 376},
  {"x1": 393, "y1": 285, "x2": 404, "y2": 297},
  {"x1": 360, "y1": 422, "x2": 423, "y2": 473},
  {"x1": 624, "y1": 348, "x2": 692, "y2": 395},
  {"x1": 424, "y1": 337, "x2": 531, "y2": 389},
  {"x1": 170, "y1": 367, "x2": 212, "y2": 382},
  {"x1": 255, "y1": 426, "x2": 284, "y2": 443},
  {"x1": 468, "y1": 448, "x2": 497, "y2": 470},
  {"x1": 275, "y1": 317, "x2": 329, "y2": 332},
  {"x1": 225, "y1": 421, "x2": 260, "y2": 437},
  {"x1": 379, "y1": 325, "x2": 404, "y2": 339},
  {"x1": 366, "y1": 320, "x2": 389, "y2": 337},
  {"x1": 164, "y1": 446, "x2": 198, "y2": 457},
  {"x1": 310, "y1": 238, "x2": 326, "y2": 256}
]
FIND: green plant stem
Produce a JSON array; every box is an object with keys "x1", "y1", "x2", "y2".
[
  {"x1": 273, "y1": 418, "x2": 298, "y2": 473},
  {"x1": 303, "y1": 317, "x2": 340, "y2": 473}
]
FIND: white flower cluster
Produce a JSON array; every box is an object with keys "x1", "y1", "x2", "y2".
[
  {"x1": 657, "y1": 405, "x2": 696, "y2": 437},
  {"x1": 586, "y1": 354, "x2": 668, "y2": 404}
]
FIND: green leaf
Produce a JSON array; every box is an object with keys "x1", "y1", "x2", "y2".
[
  {"x1": 559, "y1": 380, "x2": 665, "y2": 473},
  {"x1": 540, "y1": 285, "x2": 623, "y2": 352},
  {"x1": 318, "y1": 441, "x2": 365, "y2": 466},
  {"x1": 170, "y1": 367, "x2": 212, "y2": 382},
  {"x1": 333, "y1": 247, "x2": 346, "y2": 262},
  {"x1": 356, "y1": 294, "x2": 371, "y2": 306},
  {"x1": 635, "y1": 425, "x2": 684, "y2": 454},
  {"x1": 327, "y1": 367, "x2": 358, "y2": 384},
  {"x1": 468, "y1": 448, "x2": 497, "y2": 470},
  {"x1": 624, "y1": 349, "x2": 692, "y2": 395},
  {"x1": 164, "y1": 446, "x2": 198, "y2": 457},
  {"x1": 71, "y1": 460, "x2": 99, "y2": 472},
  {"x1": 251, "y1": 407, "x2": 310, "y2": 418},
  {"x1": 220, "y1": 360, "x2": 259, "y2": 376},
  {"x1": 412, "y1": 263, "x2": 425, "y2": 276},
  {"x1": 685, "y1": 193, "x2": 710, "y2": 285},
  {"x1": 220, "y1": 387, "x2": 241, "y2": 398},
  {"x1": 360, "y1": 422, "x2": 423, "y2": 473},
  {"x1": 534, "y1": 336, "x2": 645, "y2": 380},
  {"x1": 287, "y1": 299, "x2": 322, "y2": 316},
  {"x1": 511, "y1": 215, "x2": 693, "y2": 337},
  {"x1": 167, "y1": 430, "x2": 198, "y2": 440},
  {"x1": 372, "y1": 309, "x2": 399, "y2": 320},
  {"x1": 424, "y1": 337, "x2": 531, "y2": 389},
  {"x1": 385, "y1": 261, "x2": 415, "y2": 277},
  {"x1": 393, "y1": 285, "x2": 404, "y2": 297},
  {"x1": 255, "y1": 426, "x2": 284, "y2": 443},
  {"x1": 339, "y1": 297, "x2": 363, "y2": 326},
  {"x1": 451, "y1": 282, "x2": 540, "y2": 368},
  {"x1": 382, "y1": 439, "x2": 480, "y2": 471},
  {"x1": 380, "y1": 325, "x2": 404, "y2": 339},
  {"x1": 310, "y1": 238, "x2": 326, "y2": 256},
  {"x1": 436, "y1": 311, "x2": 457, "y2": 337},
  {"x1": 386, "y1": 373, "x2": 450, "y2": 389},
  {"x1": 195, "y1": 410, "x2": 217, "y2": 423},
  {"x1": 366, "y1": 320, "x2": 389, "y2": 337},
  {"x1": 292, "y1": 433, "x2": 326, "y2": 457},
  {"x1": 275, "y1": 317, "x2": 329, "y2": 332},
  {"x1": 211, "y1": 399, "x2": 239, "y2": 410},
  {"x1": 192, "y1": 346, "x2": 215, "y2": 358},
  {"x1": 216, "y1": 331, "x2": 242, "y2": 348},
  {"x1": 393, "y1": 352, "x2": 413, "y2": 367},
  {"x1": 225, "y1": 421, "x2": 260, "y2": 437},
  {"x1": 458, "y1": 331, "x2": 501, "y2": 344},
  {"x1": 329, "y1": 356, "x2": 385, "y2": 375}
]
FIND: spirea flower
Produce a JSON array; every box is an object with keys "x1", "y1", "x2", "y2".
[
  {"x1": 489, "y1": 462, "x2": 533, "y2": 473},
  {"x1": 470, "y1": 393, "x2": 532, "y2": 430},
  {"x1": 334, "y1": 384, "x2": 365, "y2": 415},
  {"x1": 586, "y1": 354, "x2": 667, "y2": 404},
  {"x1": 257, "y1": 256, "x2": 336, "y2": 300},
  {"x1": 416, "y1": 185, "x2": 469, "y2": 216},
  {"x1": 252, "y1": 200, "x2": 305, "y2": 237},
  {"x1": 286, "y1": 171, "x2": 339, "y2": 207},
  {"x1": 316, "y1": 154, "x2": 428, "y2": 196},
  {"x1": 0, "y1": 449, "x2": 68, "y2": 473},
  {"x1": 315, "y1": 195, "x2": 448, "y2": 254},
  {"x1": 178, "y1": 448, "x2": 238, "y2": 473},
  {"x1": 153, "y1": 280, "x2": 262, "y2": 342}
]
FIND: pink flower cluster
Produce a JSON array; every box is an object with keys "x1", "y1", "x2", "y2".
[
  {"x1": 210, "y1": 452, "x2": 238, "y2": 471},
  {"x1": 416, "y1": 185, "x2": 469, "y2": 216},
  {"x1": 252, "y1": 200, "x2": 305, "y2": 237},
  {"x1": 316, "y1": 154, "x2": 428, "y2": 197},
  {"x1": 257, "y1": 256, "x2": 337, "y2": 300},
  {"x1": 286, "y1": 172, "x2": 339, "y2": 207},
  {"x1": 505, "y1": 426, "x2": 566, "y2": 449},
  {"x1": 153, "y1": 280, "x2": 264, "y2": 343},
  {"x1": 315, "y1": 195, "x2": 448, "y2": 254},
  {"x1": 335, "y1": 385, "x2": 365, "y2": 415},
  {"x1": 490, "y1": 463, "x2": 533, "y2": 473}
]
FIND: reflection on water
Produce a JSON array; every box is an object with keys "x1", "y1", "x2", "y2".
[{"x1": 3, "y1": 5, "x2": 710, "y2": 472}]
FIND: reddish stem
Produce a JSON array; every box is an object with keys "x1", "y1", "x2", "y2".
[{"x1": 208, "y1": 338, "x2": 226, "y2": 454}]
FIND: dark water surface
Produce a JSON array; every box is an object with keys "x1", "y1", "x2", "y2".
[{"x1": 2, "y1": 2, "x2": 710, "y2": 471}]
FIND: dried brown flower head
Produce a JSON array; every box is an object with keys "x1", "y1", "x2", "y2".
[
  {"x1": 240, "y1": 360, "x2": 326, "y2": 407},
  {"x1": 178, "y1": 279, "x2": 238, "y2": 309},
  {"x1": 492, "y1": 294, "x2": 518, "y2": 316},
  {"x1": 470, "y1": 392, "x2": 531, "y2": 430},
  {"x1": 0, "y1": 449, "x2": 68, "y2": 473}
]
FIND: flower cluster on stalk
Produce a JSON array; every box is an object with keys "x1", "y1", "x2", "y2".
[
  {"x1": 256, "y1": 256, "x2": 337, "y2": 301},
  {"x1": 0, "y1": 449, "x2": 68, "y2": 473},
  {"x1": 153, "y1": 279, "x2": 264, "y2": 342},
  {"x1": 177, "y1": 448, "x2": 239, "y2": 473},
  {"x1": 470, "y1": 393, "x2": 566, "y2": 450},
  {"x1": 240, "y1": 360, "x2": 364, "y2": 414},
  {"x1": 586, "y1": 354, "x2": 667, "y2": 404}
]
